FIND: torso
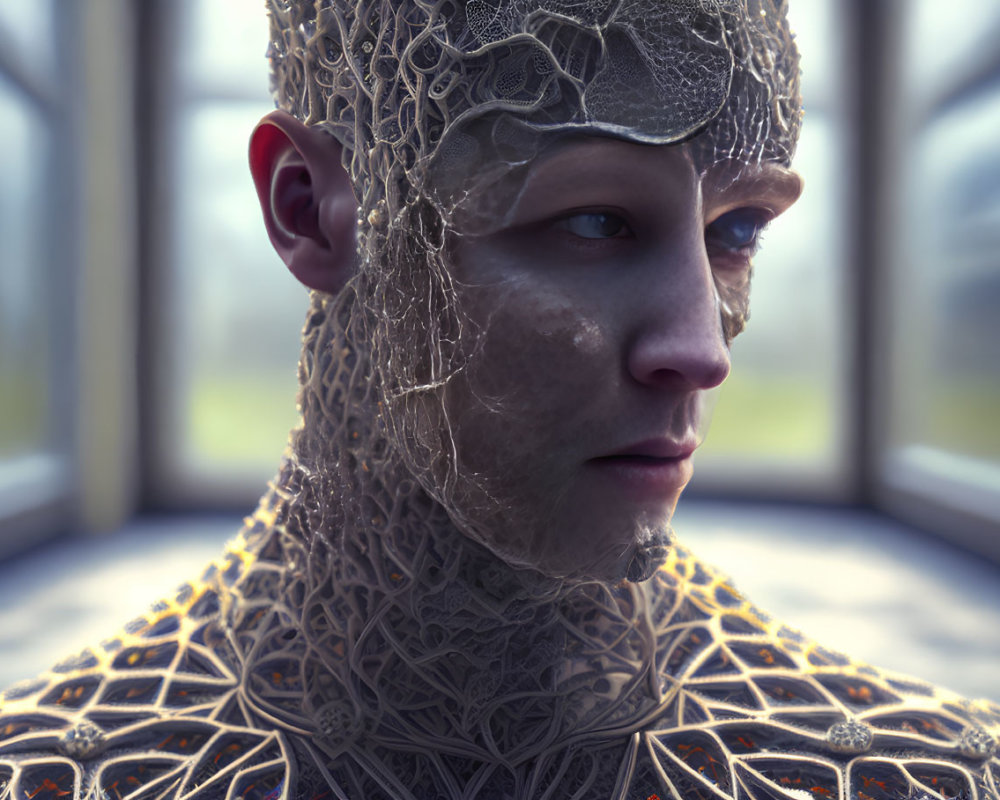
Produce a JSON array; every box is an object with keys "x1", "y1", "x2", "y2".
[{"x1": 2, "y1": 502, "x2": 998, "y2": 800}]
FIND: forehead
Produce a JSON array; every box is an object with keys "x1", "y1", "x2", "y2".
[
  {"x1": 435, "y1": 133, "x2": 679, "y2": 227},
  {"x1": 272, "y1": 0, "x2": 801, "y2": 237},
  {"x1": 443, "y1": 133, "x2": 800, "y2": 231},
  {"x1": 504, "y1": 137, "x2": 699, "y2": 214}
]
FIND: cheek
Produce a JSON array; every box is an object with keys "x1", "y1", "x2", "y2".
[
  {"x1": 446, "y1": 283, "x2": 615, "y2": 486},
  {"x1": 471, "y1": 290, "x2": 610, "y2": 421}
]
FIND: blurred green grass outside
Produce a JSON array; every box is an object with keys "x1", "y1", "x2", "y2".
[
  {"x1": 0, "y1": 370, "x2": 45, "y2": 458},
  {"x1": 925, "y1": 378, "x2": 1000, "y2": 461},
  {"x1": 703, "y1": 372, "x2": 831, "y2": 458},
  {"x1": 187, "y1": 371, "x2": 299, "y2": 468},
  {"x1": 4, "y1": 369, "x2": 995, "y2": 475}
]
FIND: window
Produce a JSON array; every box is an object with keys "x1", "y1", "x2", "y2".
[
  {"x1": 878, "y1": 1, "x2": 1000, "y2": 548},
  {"x1": 146, "y1": 0, "x2": 301, "y2": 505},
  {"x1": 0, "y1": 2, "x2": 994, "y2": 562},
  {"x1": 0, "y1": 1, "x2": 74, "y2": 554}
]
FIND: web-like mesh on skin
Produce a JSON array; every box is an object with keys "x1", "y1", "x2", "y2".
[
  {"x1": 3, "y1": 10, "x2": 1000, "y2": 797},
  {"x1": 3, "y1": 9, "x2": 1000, "y2": 800},
  {"x1": 268, "y1": 1, "x2": 800, "y2": 185},
  {"x1": 2, "y1": 509, "x2": 998, "y2": 799},
  {"x1": 267, "y1": 0, "x2": 801, "y2": 581}
]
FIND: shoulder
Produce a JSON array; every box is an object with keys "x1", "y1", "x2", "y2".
[
  {"x1": 0, "y1": 576, "x2": 294, "y2": 800},
  {"x1": 651, "y1": 548, "x2": 1000, "y2": 800}
]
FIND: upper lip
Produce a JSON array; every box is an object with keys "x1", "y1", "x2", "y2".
[{"x1": 597, "y1": 438, "x2": 697, "y2": 460}]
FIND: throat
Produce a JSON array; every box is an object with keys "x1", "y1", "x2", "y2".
[
  {"x1": 225, "y1": 290, "x2": 677, "y2": 769},
  {"x1": 234, "y1": 461, "x2": 676, "y2": 766}
]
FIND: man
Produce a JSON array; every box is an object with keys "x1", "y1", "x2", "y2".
[{"x1": 1, "y1": 1, "x2": 998, "y2": 799}]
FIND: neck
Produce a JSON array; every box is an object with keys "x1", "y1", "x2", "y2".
[
  {"x1": 222, "y1": 291, "x2": 681, "y2": 779},
  {"x1": 237, "y1": 470, "x2": 678, "y2": 767}
]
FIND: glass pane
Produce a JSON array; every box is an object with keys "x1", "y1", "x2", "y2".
[
  {"x1": 0, "y1": 77, "x2": 51, "y2": 462},
  {"x1": 885, "y1": 2, "x2": 1000, "y2": 508},
  {"x1": 0, "y1": 0, "x2": 55, "y2": 77},
  {"x1": 169, "y1": 102, "x2": 303, "y2": 482},
  {"x1": 161, "y1": 0, "x2": 296, "y2": 489},
  {"x1": 894, "y1": 93, "x2": 1000, "y2": 463},
  {"x1": 180, "y1": 0, "x2": 271, "y2": 95},
  {"x1": 906, "y1": 0, "x2": 1000, "y2": 105},
  {"x1": 887, "y1": 90, "x2": 1000, "y2": 487},
  {"x1": 791, "y1": 0, "x2": 837, "y2": 108},
  {"x1": 692, "y1": 0, "x2": 847, "y2": 489},
  {"x1": 162, "y1": 0, "x2": 297, "y2": 488}
]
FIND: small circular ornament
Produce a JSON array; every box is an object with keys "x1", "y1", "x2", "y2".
[
  {"x1": 826, "y1": 719, "x2": 874, "y2": 754},
  {"x1": 59, "y1": 720, "x2": 106, "y2": 760},
  {"x1": 958, "y1": 726, "x2": 997, "y2": 760}
]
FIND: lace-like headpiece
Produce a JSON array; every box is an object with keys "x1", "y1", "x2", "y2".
[{"x1": 269, "y1": 0, "x2": 800, "y2": 213}]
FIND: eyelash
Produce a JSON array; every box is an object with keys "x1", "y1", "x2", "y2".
[
  {"x1": 553, "y1": 211, "x2": 631, "y2": 241},
  {"x1": 704, "y1": 207, "x2": 772, "y2": 257},
  {"x1": 550, "y1": 206, "x2": 772, "y2": 259}
]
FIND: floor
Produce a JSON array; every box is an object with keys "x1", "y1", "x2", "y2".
[{"x1": 1, "y1": 502, "x2": 998, "y2": 701}]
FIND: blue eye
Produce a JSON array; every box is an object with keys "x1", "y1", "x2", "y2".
[
  {"x1": 557, "y1": 212, "x2": 629, "y2": 239},
  {"x1": 705, "y1": 208, "x2": 770, "y2": 254}
]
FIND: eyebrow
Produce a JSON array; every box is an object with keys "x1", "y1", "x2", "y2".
[
  {"x1": 505, "y1": 139, "x2": 694, "y2": 211},
  {"x1": 453, "y1": 138, "x2": 802, "y2": 234},
  {"x1": 704, "y1": 162, "x2": 803, "y2": 213}
]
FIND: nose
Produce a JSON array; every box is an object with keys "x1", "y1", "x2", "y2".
[{"x1": 626, "y1": 239, "x2": 732, "y2": 391}]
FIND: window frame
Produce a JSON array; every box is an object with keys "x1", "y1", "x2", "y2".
[
  {"x1": 0, "y1": 4, "x2": 78, "y2": 557},
  {"x1": 868, "y1": 0, "x2": 1000, "y2": 560},
  {"x1": 0, "y1": 0, "x2": 995, "y2": 565}
]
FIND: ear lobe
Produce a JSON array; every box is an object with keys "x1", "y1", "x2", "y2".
[{"x1": 249, "y1": 110, "x2": 357, "y2": 294}]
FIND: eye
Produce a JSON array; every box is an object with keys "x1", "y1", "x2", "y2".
[
  {"x1": 705, "y1": 208, "x2": 771, "y2": 255},
  {"x1": 555, "y1": 211, "x2": 630, "y2": 240}
]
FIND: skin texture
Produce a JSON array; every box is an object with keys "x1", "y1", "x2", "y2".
[
  {"x1": 1, "y1": 4, "x2": 999, "y2": 799},
  {"x1": 440, "y1": 138, "x2": 801, "y2": 580}
]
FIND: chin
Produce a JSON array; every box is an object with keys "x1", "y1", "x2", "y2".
[
  {"x1": 623, "y1": 532, "x2": 674, "y2": 582},
  {"x1": 527, "y1": 523, "x2": 676, "y2": 586},
  {"x1": 451, "y1": 484, "x2": 678, "y2": 585}
]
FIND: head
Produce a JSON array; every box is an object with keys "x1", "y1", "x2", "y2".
[{"x1": 250, "y1": 0, "x2": 803, "y2": 584}]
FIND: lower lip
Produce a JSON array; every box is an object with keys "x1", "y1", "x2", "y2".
[{"x1": 586, "y1": 455, "x2": 693, "y2": 500}]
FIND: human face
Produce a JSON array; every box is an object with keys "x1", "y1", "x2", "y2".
[{"x1": 441, "y1": 137, "x2": 801, "y2": 583}]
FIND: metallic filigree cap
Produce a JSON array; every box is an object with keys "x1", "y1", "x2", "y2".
[{"x1": 268, "y1": 0, "x2": 801, "y2": 218}]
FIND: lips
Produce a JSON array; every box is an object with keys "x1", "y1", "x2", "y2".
[
  {"x1": 587, "y1": 438, "x2": 697, "y2": 500},
  {"x1": 599, "y1": 438, "x2": 697, "y2": 461}
]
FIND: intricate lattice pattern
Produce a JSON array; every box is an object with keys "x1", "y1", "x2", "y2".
[
  {"x1": 3, "y1": 2, "x2": 996, "y2": 799},
  {"x1": 2, "y1": 488, "x2": 998, "y2": 798}
]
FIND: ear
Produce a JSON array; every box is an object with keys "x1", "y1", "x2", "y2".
[{"x1": 249, "y1": 110, "x2": 357, "y2": 294}]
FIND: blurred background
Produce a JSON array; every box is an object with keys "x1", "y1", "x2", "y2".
[{"x1": 0, "y1": 1, "x2": 998, "y2": 697}]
